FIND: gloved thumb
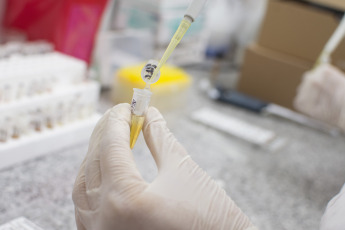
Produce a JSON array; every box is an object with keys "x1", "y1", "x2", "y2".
[
  {"x1": 142, "y1": 107, "x2": 189, "y2": 171},
  {"x1": 99, "y1": 104, "x2": 147, "y2": 193}
]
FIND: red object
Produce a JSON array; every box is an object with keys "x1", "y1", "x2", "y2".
[{"x1": 3, "y1": 0, "x2": 108, "y2": 63}]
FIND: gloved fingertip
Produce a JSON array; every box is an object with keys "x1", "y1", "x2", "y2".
[
  {"x1": 98, "y1": 103, "x2": 132, "y2": 150},
  {"x1": 146, "y1": 106, "x2": 162, "y2": 117},
  {"x1": 111, "y1": 103, "x2": 131, "y2": 113},
  {"x1": 316, "y1": 63, "x2": 337, "y2": 76},
  {"x1": 142, "y1": 106, "x2": 186, "y2": 169},
  {"x1": 143, "y1": 107, "x2": 166, "y2": 128},
  {"x1": 109, "y1": 103, "x2": 131, "y2": 124}
]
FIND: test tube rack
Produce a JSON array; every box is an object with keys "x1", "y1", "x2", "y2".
[{"x1": 0, "y1": 52, "x2": 101, "y2": 170}]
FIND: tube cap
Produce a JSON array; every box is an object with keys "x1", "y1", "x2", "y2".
[
  {"x1": 141, "y1": 60, "x2": 160, "y2": 84},
  {"x1": 131, "y1": 88, "x2": 152, "y2": 116}
]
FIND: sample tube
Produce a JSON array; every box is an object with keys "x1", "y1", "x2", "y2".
[
  {"x1": 0, "y1": 117, "x2": 9, "y2": 142},
  {"x1": 130, "y1": 88, "x2": 152, "y2": 149}
]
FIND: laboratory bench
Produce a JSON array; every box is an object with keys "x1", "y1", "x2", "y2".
[{"x1": 1, "y1": 66, "x2": 345, "y2": 230}]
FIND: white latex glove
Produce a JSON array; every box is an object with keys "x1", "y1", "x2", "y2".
[
  {"x1": 294, "y1": 64, "x2": 345, "y2": 130},
  {"x1": 72, "y1": 103, "x2": 257, "y2": 230},
  {"x1": 320, "y1": 183, "x2": 345, "y2": 230}
]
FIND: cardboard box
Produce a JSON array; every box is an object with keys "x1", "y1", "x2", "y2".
[
  {"x1": 304, "y1": 0, "x2": 345, "y2": 11},
  {"x1": 237, "y1": 44, "x2": 313, "y2": 110},
  {"x1": 257, "y1": 0, "x2": 345, "y2": 63}
]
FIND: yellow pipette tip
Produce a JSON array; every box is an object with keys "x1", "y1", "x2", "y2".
[{"x1": 146, "y1": 18, "x2": 191, "y2": 85}]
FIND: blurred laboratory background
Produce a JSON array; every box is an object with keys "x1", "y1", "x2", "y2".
[{"x1": 1, "y1": 0, "x2": 345, "y2": 229}]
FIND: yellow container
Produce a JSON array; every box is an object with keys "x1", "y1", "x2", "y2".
[{"x1": 112, "y1": 63, "x2": 192, "y2": 112}]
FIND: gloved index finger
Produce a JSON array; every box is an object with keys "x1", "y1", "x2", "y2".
[
  {"x1": 99, "y1": 104, "x2": 147, "y2": 192},
  {"x1": 142, "y1": 107, "x2": 188, "y2": 171},
  {"x1": 84, "y1": 108, "x2": 112, "y2": 191}
]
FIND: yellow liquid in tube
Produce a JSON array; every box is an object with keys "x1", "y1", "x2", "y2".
[{"x1": 130, "y1": 114, "x2": 145, "y2": 149}]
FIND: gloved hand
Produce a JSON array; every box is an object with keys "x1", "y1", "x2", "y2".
[
  {"x1": 294, "y1": 64, "x2": 345, "y2": 130},
  {"x1": 72, "y1": 103, "x2": 257, "y2": 230},
  {"x1": 320, "y1": 183, "x2": 345, "y2": 230}
]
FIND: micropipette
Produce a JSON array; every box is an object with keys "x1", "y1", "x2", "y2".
[{"x1": 129, "y1": 0, "x2": 208, "y2": 149}]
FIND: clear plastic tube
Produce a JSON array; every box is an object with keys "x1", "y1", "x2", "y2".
[{"x1": 129, "y1": 88, "x2": 152, "y2": 149}]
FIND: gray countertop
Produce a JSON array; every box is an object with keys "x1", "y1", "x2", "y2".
[{"x1": 1, "y1": 67, "x2": 345, "y2": 230}]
